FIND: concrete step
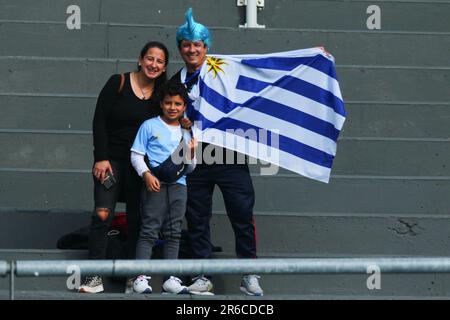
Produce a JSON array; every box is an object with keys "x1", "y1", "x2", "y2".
[
  {"x1": 1, "y1": 0, "x2": 449, "y2": 32},
  {"x1": 3, "y1": 210, "x2": 450, "y2": 255},
  {"x1": 252, "y1": 0, "x2": 450, "y2": 32},
  {"x1": 0, "y1": 209, "x2": 445, "y2": 255},
  {"x1": 1, "y1": 21, "x2": 450, "y2": 67},
  {"x1": 1, "y1": 132, "x2": 449, "y2": 176},
  {"x1": 1, "y1": 58, "x2": 449, "y2": 103},
  {"x1": 4, "y1": 210, "x2": 450, "y2": 260},
  {"x1": 341, "y1": 102, "x2": 450, "y2": 139},
  {"x1": 1, "y1": 250, "x2": 450, "y2": 297},
  {"x1": 0, "y1": 173, "x2": 448, "y2": 214},
  {"x1": 0, "y1": 0, "x2": 102, "y2": 23},
  {"x1": 0, "y1": 95, "x2": 95, "y2": 132},
  {"x1": 1, "y1": 95, "x2": 449, "y2": 139}
]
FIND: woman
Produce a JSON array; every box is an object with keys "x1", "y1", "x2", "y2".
[{"x1": 78, "y1": 41, "x2": 169, "y2": 293}]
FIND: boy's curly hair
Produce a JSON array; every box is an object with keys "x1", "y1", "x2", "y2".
[{"x1": 160, "y1": 82, "x2": 190, "y2": 105}]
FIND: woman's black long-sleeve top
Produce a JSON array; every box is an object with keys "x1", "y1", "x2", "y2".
[{"x1": 92, "y1": 73, "x2": 161, "y2": 162}]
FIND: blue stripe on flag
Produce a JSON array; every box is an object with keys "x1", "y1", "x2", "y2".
[
  {"x1": 236, "y1": 75, "x2": 345, "y2": 117},
  {"x1": 245, "y1": 97, "x2": 340, "y2": 141},
  {"x1": 187, "y1": 104, "x2": 215, "y2": 128},
  {"x1": 209, "y1": 117, "x2": 334, "y2": 168},
  {"x1": 200, "y1": 78, "x2": 340, "y2": 141},
  {"x1": 241, "y1": 54, "x2": 337, "y2": 79},
  {"x1": 279, "y1": 76, "x2": 345, "y2": 117},
  {"x1": 199, "y1": 79, "x2": 239, "y2": 113},
  {"x1": 236, "y1": 76, "x2": 271, "y2": 93}
]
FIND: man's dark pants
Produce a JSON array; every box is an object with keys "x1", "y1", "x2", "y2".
[{"x1": 185, "y1": 163, "x2": 257, "y2": 260}]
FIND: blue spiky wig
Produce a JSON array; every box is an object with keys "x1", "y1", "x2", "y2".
[{"x1": 176, "y1": 8, "x2": 211, "y2": 50}]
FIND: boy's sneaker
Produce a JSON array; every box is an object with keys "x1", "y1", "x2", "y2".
[
  {"x1": 133, "y1": 275, "x2": 152, "y2": 294},
  {"x1": 162, "y1": 276, "x2": 190, "y2": 294},
  {"x1": 78, "y1": 275, "x2": 104, "y2": 293},
  {"x1": 124, "y1": 277, "x2": 135, "y2": 294},
  {"x1": 240, "y1": 275, "x2": 263, "y2": 296},
  {"x1": 188, "y1": 275, "x2": 214, "y2": 295}
]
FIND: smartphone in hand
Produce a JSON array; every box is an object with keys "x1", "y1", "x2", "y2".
[{"x1": 102, "y1": 171, "x2": 116, "y2": 189}]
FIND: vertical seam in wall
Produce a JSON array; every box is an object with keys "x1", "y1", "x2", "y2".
[
  {"x1": 106, "y1": 22, "x2": 110, "y2": 59},
  {"x1": 99, "y1": 0, "x2": 109, "y2": 59},
  {"x1": 98, "y1": 0, "x2": 102, "y2": 22}
]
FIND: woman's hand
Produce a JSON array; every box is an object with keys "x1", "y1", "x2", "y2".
[
  {"x1": 92, "y1": 160, "x2": 113, "y2": 183},
  {"x1": 143, "y1": 171, "x2": 160, "y2": 192}
]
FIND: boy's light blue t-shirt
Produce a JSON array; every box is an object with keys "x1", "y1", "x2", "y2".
[{"x1": 131, "y1": 116, "x2": 186, "y2": 185}]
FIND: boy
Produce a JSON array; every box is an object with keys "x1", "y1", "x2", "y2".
[{"x1": 130, "y1": 83, "x2": 197, "y2": 294}]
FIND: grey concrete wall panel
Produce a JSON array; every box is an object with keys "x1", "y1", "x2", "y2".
[
  {"x1": 0, "y1": 0, "x2": 101, "y2": 22},
  {"x1": 108, "y1": 25, "x2": 450, "y2": 67},
  {"x1": 333, "y1": 139, "x2": 450, "y2": 176},
  {"x1": 2, "y1": 58, "x2": 448, "y2": 103},
  {"x1": 0, "y1": 172, "x2": 448, "y2": 214},
  {"x1": 0, "y1": 171, "x2": 93, "y2": 210},
  {"x1": 0, "y1": 95, "x2": 96, "y2": 131},
  {"x1": 251, "y1": 139, "x2": 450, "y2": 176},
  {"x1": 2, "y1": 22, "x2": 447, "y2": 67},
  {"x1": 100, "y1": 0, "x2": 243, "y2": 27},
  {"x1": 0, "y1": 249, "x2": 88, "y2": 260},
  {"x1": 0, "y1": 22, "x2": 108, "y2": 58},
  {"x1": 0, "y1": 133, "x2": 93, "y2": 169},
  {"x1": 337, "y1": 67, "x2": 450, "y2": 102},
  {"x1": 342, "y1": 103, "x2": 450, "y2": 138},
  {"x1": 2, "y1": 0, "x2": 448, "y2": 33},
  {"x1": 2, "y1": 133, "x2": 449, "y2": 176},
  {"x1": 2, "y1": 96, "x2": 449, "y2": 139},
  {"x1": 247, "y1": 176, "x2": 450, "y2": 214},
  {"x1": 0, "y1": 211, "x2": 90, "y2": 249},
  {"x1": 210, "y1": 213, "x2": 450, "y2": 256},
  {"x1": 258, "y1": 1, "x2": 450, "y2": 32},
  {"x1": 3, "y1": 211, "x2": 450, "y2": 256},
  {"x1": 0, "y1": 58, "x2": 117, "y2": 94}
]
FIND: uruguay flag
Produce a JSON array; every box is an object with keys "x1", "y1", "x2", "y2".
[{"x1": 183, "y1": 47, "x2": 345, "y2": 183}]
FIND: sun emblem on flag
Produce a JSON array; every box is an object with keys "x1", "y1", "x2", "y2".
[{"x1": 206, "y1": 56, "x2": 227, "y2": 78}]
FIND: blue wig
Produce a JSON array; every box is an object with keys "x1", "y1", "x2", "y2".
[{"x1": 176, "y1": 8, "x2": 211, "y2": 50}]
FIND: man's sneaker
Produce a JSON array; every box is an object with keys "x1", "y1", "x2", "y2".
[
  {"x1": 162, "y1": 276, "x2": 190, "y2": 294},
  {"x1": 133, "y1": 275, "x2": 152, "y2": 294},
  {"x1": 188, "y1": 275, "x2": 214, "y2": 295},
  {"x1": 240, "y1": 275, "x2": 263, "y2": 296},
  {"x1": 78, "y1": 275, "x2": 104, "y2": 293},
  {"x1": 124, "y1": 277, "x2": 135, "y2": 294}
]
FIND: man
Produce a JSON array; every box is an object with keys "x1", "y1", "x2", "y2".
[{"x1": 170, "y1": 8, "x2": 263, "y2": 296}]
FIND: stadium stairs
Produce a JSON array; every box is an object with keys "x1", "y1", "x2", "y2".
[{"x1": 0, "y1": 0, "x2": 449, "y2": 299}]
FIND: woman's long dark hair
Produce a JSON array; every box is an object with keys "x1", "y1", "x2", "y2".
[{"x1": 137, "y1": 41, "x2": 169, "y2": 100}]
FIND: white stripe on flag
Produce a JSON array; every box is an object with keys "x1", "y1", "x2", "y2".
[
  {"x1": 197, "y1": 96, "x2": 337, "y2": 156},
  {"x1": 201, "y1": 129, "x2": 332, "y2": 183}
]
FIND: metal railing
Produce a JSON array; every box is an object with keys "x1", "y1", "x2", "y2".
[{"x1": 4, "y1": 257, "x2": 450, "y2": 300}]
